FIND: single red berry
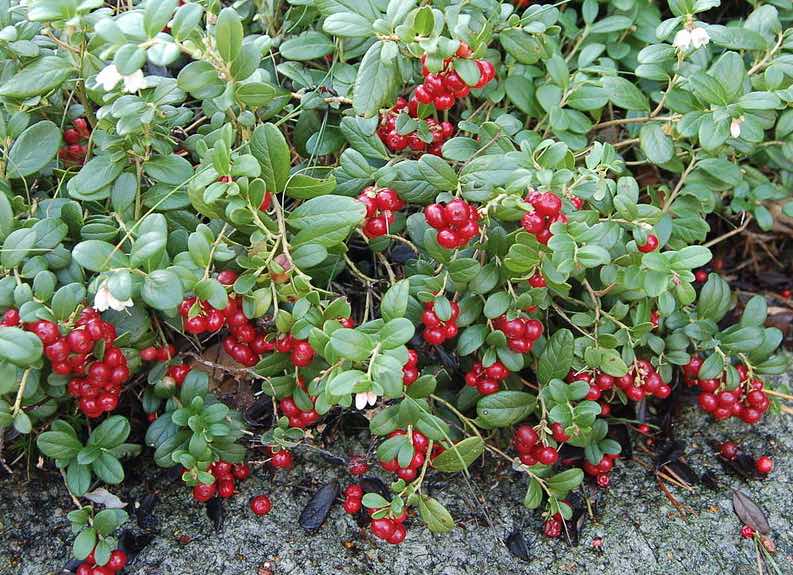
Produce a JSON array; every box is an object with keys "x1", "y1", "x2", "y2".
[
  {"x1": 528, "y1": 272, "x2": 546, "y2": 288},
  {"x1": 271, "y1": 450, "x2": 294, "y2": 470},
  {"x1": 250, "y1": 494, "x2": 272, "y2": 515},
  {"x1": 106, "y1": 549, "x2": 128, "y2": 571},
  {"x1": 424, "y1": 204, "x2": 447, "y2": 228},
  {"x1": 348, "y1": 456, "x2": 369, "y2": 476},
  {"x1": 596, "y1": 473, "x2": 610, "y2": 488},
  {"x1": 755, "y1": 456, "x2": 773, "y2": 475},
  {"x1": 345, "y1": 484, "x2": 364, "y2": 499},
  {"x1": 740, "y1": 525, "x2": 755, "y2": 539},
  {"x1": 76, "y1": 563, "x2": 92, "y2": 575},
  {"x1": 192, "y1": 482, "x2": 217, "y2": 502},
  {"x1": 694, "y1": 270, "x2": 708, "y2": 283},
  {"x1": 217, "y1": 270, "x2": 238, "y2": 285},
  {"x1": 371, "y1": 518, "x2": 396, "y2": 540},
  {"x1": 259, "y1": 192, "x2": 272, "y2": 212},
  {"x1": 232, "y1": 463, "x2": 251, "y2": 481},
  {"x1": 343, "y1": 497, "x2": 362, "y2": 514},
  {"x1": 719, "y1": 441, "x2": 738, "y2": 460},
  {"x1": 550, "y1": 423, "x2": 570, "y2": 442},
  {"x1": 638, "y1": 234, "x2": 659, "y2": 253},
  {"x1": 535, "y1": 446, "x2": 559, "y2": 466},
  {"x1": 533, "y1": 192, "x2": 562, "y2": 217},
  {"x1": 387, "y1": 522, "x2": 407, "y2": 544}
]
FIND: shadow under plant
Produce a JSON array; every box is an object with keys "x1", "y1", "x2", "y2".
[{"x1": 1, "y1": 384, "x2": 792, "y2": 575}]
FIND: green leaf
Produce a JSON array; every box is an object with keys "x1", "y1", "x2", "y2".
[
  {"x1": 72, "y1": 240, "x2": 128, "y2": 272},
  {"x1": 72, "y1": 528, "x2": 97, "y2": 561},
  {"x1": 431, "y1": 437, "x2": 485, "y2": 472},
  {"x1": 1, "y1": 228, "x2": 36, "y2": 268},
  {"x1": 353, "y1": 41, "x2": 401, "y2": 117},
  {"x1": 6, "y1": 121, "x2": 61, "y2": 178},
  {"x1": 639, "y1": 123, "x2": 674, "y2": 165},
  {"x1": 381, "y1": 279, "x2": 409, "y2": 322},
  {"x1": 250, "y1": 123, "x2": 291, "y2": 194},
  {"x1": 323, "y1": 13, "x2": 373, "y2": 37},
  {"x1": 0, "y1": 327, "x2": 43, "y2": 366},
  {"x1": 476, "y1": 391, "x2": 536, "y2": 429},
  {"x1": 378, "y1": 318, "x2": 414, "y2": 349},
  {"x1": 418, "y1": 495, "x2": 455, "y2": 533},
  {"x1": 327, "y1": 369, "x2": 366, "y2": 395},
  {"x1": 538, "y1": 329, "x2": 573, "y2": 384},
  {"x1": 417, "y1": 155, "x2": 458, "y2": 191},
  {"x1": 89, "y1": 415, "x2": 130, "y2": 448},
  {"x1": 280, "y1": 31, "x2": 334, "y2": 61},
  {"x1": 329, "y1": 328, "x2": 375, "y2": 361},
  {"x1": 0, "y1": 56, "x2": 72, "y2": 99},
  {"x1": 37, "y1": 429, "x2": 82, "y2": 460},
  {"x1": 67, "y1": 157, "x2": 124, "y2": 200},
  {"x1": 287, "y1": 195, "x2": 366, "y2": 229},
  {"x1": 92, "y1": 452, "x2": 125, "y2": 484},
  {"x1": 697, "y1": 273, "x2": 732, "y2": 322},
  {"x1": 216, "y1": 8, "x2": 243, "y2": 64},
  {"x1": 601, "y1": 76, "x2": 650, "y2": 111},
  {"x1": 483, "y1": 292, "x2": 511, "y2": 319},
  {"x1": 546, "y1": 468, "x2": 584, "y2": 494},
  {"x1": 142, "y1": 270, "x2": 184, "y2": 310}
]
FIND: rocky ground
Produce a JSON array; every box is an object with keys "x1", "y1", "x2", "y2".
[{"x1": 1, "y1": 376, "x2": 792, "y2": 575}]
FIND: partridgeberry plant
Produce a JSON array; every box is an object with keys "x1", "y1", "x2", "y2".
[{"x1": 0, "y1": 0, "x2": 791, "y2": 565}]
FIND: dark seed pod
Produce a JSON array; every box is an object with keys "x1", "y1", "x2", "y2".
[
  {"x1": 505, "y1": 529, "x2": 531, "y2": 561},
  {"x1": 299, "y1": 480, "x2": 339, "y2": 532}
]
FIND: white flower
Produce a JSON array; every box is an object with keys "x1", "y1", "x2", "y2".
[
  {"x1": 122, "y1": 69, "x2": 146, "y2": 92},
  {"x1": 95, "y1": 64, "x2": 146, "y2": 93},
  {"x1": 354, "y1": 390, "x2": 378, "y2": 410},
  {"x1": 730, "y1": 117, "x2": 743, "y2": 138},
  {"x1": 94, "y1": 281, "x2": 133, "y2": 312},
  {"x1": 96, "y1": 64, "x2": 123, "y2": 91},
  {"x1": 690, "y1": 26, "x2": 710, "y2": 49},
  {"x1": 673, "y1": 29, "x2": 691, "y2": 51}
]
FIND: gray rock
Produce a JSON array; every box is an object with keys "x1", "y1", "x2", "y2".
[{"x1": 2, "y1": 387, "x2": 792, "y2": 575}]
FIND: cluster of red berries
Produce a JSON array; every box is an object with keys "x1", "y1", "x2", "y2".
[
  {"x1": 493, "y1": 314, "x2": 544, "y2": 354},
  {"x1": 59, "y1": 117, "x2": 91, "y2": 165},
  {"x1": 139, "y1": 344, "x2": 177, "y2": 363},
  {"x1": 415, "y1": 46, "x2": 496, "y2": 111},
  {"x1": 685, "y1": 358, "x2": 770, "y2": 424},
  {"x1": 512, "y1": 425, "x2": 559, "y2": 467},
  {"x1": 718, "y1": 441, "x2": 774, "y2": 475},
  {"x1": 74, "y1": 548, "x2": 127, "y2": 575},
  {"x1": 267, "y1": 447, "x2": 295, "y2": 470},
  {"x1": 582, "y1": 453, "x2": 620, "y2": 488},
  {"x1": 358, "y1": 187, "x2": 406, "y2": 238},
  {"x1": 377, "y1": 98, "x2": 455, "y2": 155},
  {"x1": 520, "y1": 191, "x2": 571, "y2": 245},
  {"x1": 464, "y1": 360, "x2": 509, "y2": 395},
  {"x1": 424, "y1": 199, "x2": 481, "y2": 249},
  {"x1": 584, "y1": 360, "x2": 671, "y2": 403},
  {"x1": 421, "y1": 301, "x2": 459, "y2": 345},
  {"x1": 402, "y1": 349, "x2": 419, "y2": 386},
  {"x1": 370, "y1": 513, "x2": 409, "y2": 545},
  {"x1": 273, "y1": 334, "x2": 315, "y2": 368},
  {"x1": 11, "y1": 308, "x2": 129, "y2": 418},
  {"x1": 192, "y1": 461, "x2": 251, "y2": 502},
  {"x1": 215, "y1": 295, "x2": 277, "y2": 367},
  {"x1": 278, "y1": 385, "x2": 320, "y2": 429},
  {"x1": 378, "y1": 430, "x2": 438, "y2": 482},
  {"x1": 179, "y1": 289, "x2": 229, "y2": 335},
  {"x1": 342, "y1": 483, "x2": 364, "y2": 514}
]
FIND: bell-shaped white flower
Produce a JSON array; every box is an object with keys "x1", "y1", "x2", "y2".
[
  {"x1": 96, "y1": 64, "x2": 146, "y2": 93},
  {"x1": 690, "y1": 26, "x2": 710, "y2": 49},
  {"x1": 94, "y1": 280, "x2": 133, "y2": 312},
  {"x1": 673, "y1": 29, "x2": 692, "y2": 51},
  {"x1": 354, "y1": 390, "x2": 378, "y2": 411},
  {"x1": 122, "y1": 69, "x2": 146, "y2": 93},
  {"x1": 96, "y1": 64, "x2": 123, "y2": 91},
  {"x1": 730, "y1": 117, "x2": 743, "y2": 139}
]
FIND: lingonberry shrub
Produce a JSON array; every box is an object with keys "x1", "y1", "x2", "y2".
[{"x1": 0, "y1": 0, "x2": 790, "y2": 562}]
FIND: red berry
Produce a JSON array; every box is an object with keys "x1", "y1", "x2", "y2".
[
  {"x1": 217, "y1": 477, "x2": 235, "y2": 498},
  {"x1": 719, "y1": 441, "x2": 738, "y2": 460},
  {"x1": 550, "y1": 423, "x2": 570, "y2": 442},
  {"x1": 184, "y1": 315, "x2": 208, "y2": 334},
  {"x1": 271, "y1": 450, "x2": 294, "y2": 469},
  {"x1": 535, "y1": 446, "x2": 559, "y2": 466},
  {"x1": 423, "y1": 327, "x2": 446, "y2": 345},
  {"x1": 424, "y1": 204, "x2": 447, "y2": 228},
  {"x1": 755, "y1": 456, "x2": 773, "y2": 475},
  {"x1": 596, "y1": 473, "x2": 610, "y2": 488},
  {"x1": 528, "y1": 273, "x2": 546, "y2": 288},
  {"x1": 694, "y1": 270, "x2": 708, "y2": 283},
  {"x1": 76, "y1": 563, "x2": 92, "y2": 575},
  {"x1": 436, "y1": 229, "x2": 460, "y2": 249},
  {"x1": 371, "y1": 518, "x2": 396, "y2": 540},
  {"x1": 513, "y1": 425, "x2": 538, "y2": 451},
  {"x1": 232, "y1": 463, "x2": 251, "y2": 480},
  {"x1": 250, "y1": 494, "x2": 272, "y2": 515},
  {"x1": 638, "y1": 234, "x2": 659, "y2": 253},
  {"x1": 375, "y1": 189, "x2": 402, "y2": 211},
  {"x1": 387, "y1": 522, "x2": 407, "y2": 544},
  {"x1": 533, "y1": 192, "x2": 562, "y2": 217},
  {"x1": 433, "y1": 93, "x2": 455, "y2": 110},
  {"x1": 363, "y1": 216, "x2": 388, "y2": 238},
  {"x1": 217, "y1": 270, "x2": 238, "y2": 285},
  {"x1": 444, "y1": 199, "x2": 470, "y2": 225},
  {"x1": 343, "y1": 497, "x2": 362, "y2": 514},
  {"x1": 106, "y1": 550, "x2": 127, "y2": 571},
  {"x1": 740, "y1": 525, "x2": 755, "y2": 539},
  {"x1": 414, "y1": 85, "x2": 433, "y2": 104},
  {"x1": 192, "y1": 482, "x2": 217, "y2": 502},
  {"x1": 348, "y1": 456, "x2": 369, "y2": 476},
  {"x1": 259, "y1": 192, "x2": 272, "y2": 211},
  {"x1": 1, "y1": 308, "x2": 20, "y2": 326}
]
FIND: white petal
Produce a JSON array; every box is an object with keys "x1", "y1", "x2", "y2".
[
  {"x1": 122, "y1": 69, "x2": 146, "y2": 93},
  {"x1": 673, "y1": 29, "x2": 691, "y2": 50},
  {"x1": 730, "y1": 118, "x2": 742, "y2": 138},
  {"x1": 94, "y1": 284, "x2": 111, "y2": 312},
  {"x1": 366, "y1": 390, "x2": 378, "y2": 407},
  {"x1": 355, "y1": 392, "x2": 367, "y2": 411},
  {"x1": 690, "y1": 27, "x2": 710, "y2": 48},
  {"x1": 96, "y1": 64, "x2": 122, "y2": 91}
]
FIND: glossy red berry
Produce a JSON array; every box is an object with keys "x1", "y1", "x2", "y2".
[
  {"x1": 371, "y1": 518, "x2": 396, "y2": 540},
  {"x1": 192, "y1": 482, "x2": 217, "y2": 502},
  {"x1": 232, "y1": 463, "x2": 251, "y2": 481},
  {"x1": 271, "y1": 450, "x2": 294, "y2": 470},
  {"x1": 106, "y1": 549, "x2": 128, "y2": 571},
  {"x1": 217, "y1": 270, "x2": 238, "y2": 285},
  {"x1": 638, "y1": 234, "x2": 659, "y2": 253},
  {"x1": 740, "y1": 525, "x2": 755, "y2": 539},
  {"x1": 755, "y1": 456, "x2": 773, "y2": 475},
  {"x1": 250, "y1": 494, "x2": 272, "y2": 515},
  {"x1": 719, "y1": 441, "x2": 738, "y2": 460}
]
